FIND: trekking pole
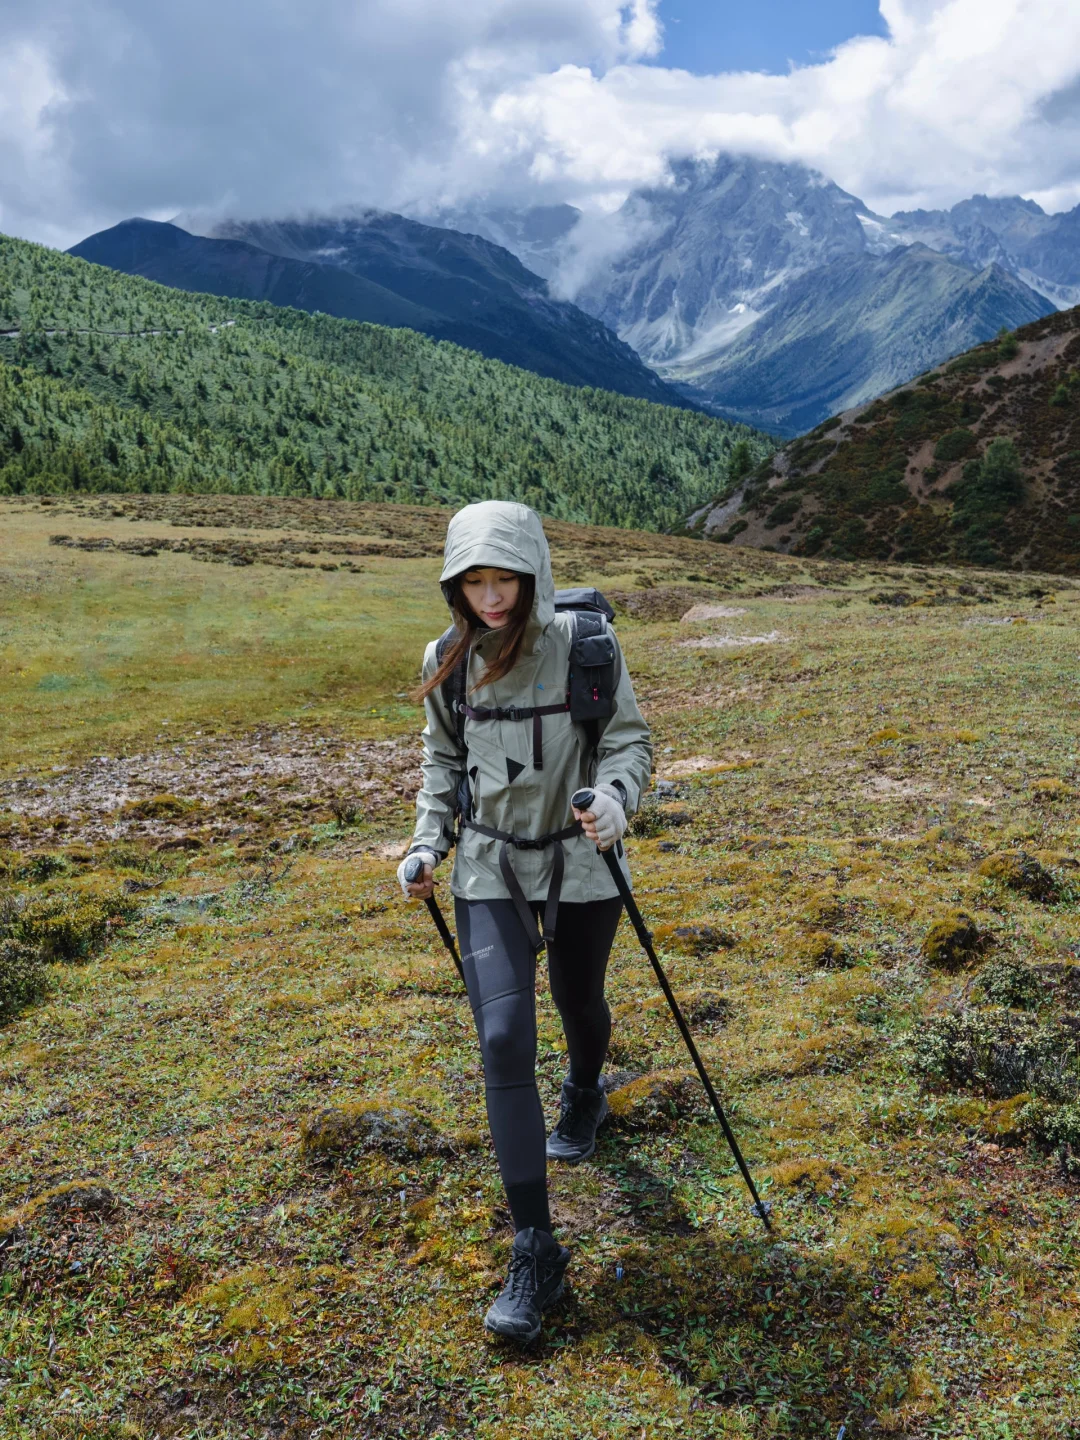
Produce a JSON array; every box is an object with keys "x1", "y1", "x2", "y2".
[
  {"x1": 571, "y1": 789, "x2": 773, "y2": 1232},
  {"x1": 403, "y1": 854, "x2": 465, "y2": 981}
]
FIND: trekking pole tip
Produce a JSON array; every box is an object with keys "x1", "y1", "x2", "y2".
[{"x1": 751, "y1": 1199, "x2": 774, "y2": 1228}]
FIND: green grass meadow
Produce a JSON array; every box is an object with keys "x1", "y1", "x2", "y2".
[{"x1": 2, "y1": 495, "x2": 1080, "y2": 1439}]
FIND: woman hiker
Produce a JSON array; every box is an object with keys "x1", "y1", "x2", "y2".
[{"x1": 396, "y1": 500, "x2": 652, "y2": 1341}]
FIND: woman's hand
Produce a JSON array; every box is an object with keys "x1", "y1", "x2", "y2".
[
  {"x1": 397, "y1": 849, "x2": 439, "y2": 900},
  {"x1": 572, "y1": 785, "x2": 627, "y2": 851}
]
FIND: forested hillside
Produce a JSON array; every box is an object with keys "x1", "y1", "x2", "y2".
[{"x1": 0, "y1": 235, "x2": 771, "y2": 531}]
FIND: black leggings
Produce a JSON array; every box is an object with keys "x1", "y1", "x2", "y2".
[{"x1": 455, "y1": 896, "x2": 623, "y2": 1236}]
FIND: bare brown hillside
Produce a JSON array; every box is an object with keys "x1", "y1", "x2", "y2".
[{"x1": 687, "y1": 306, "x2": 1080, "y2": 573}]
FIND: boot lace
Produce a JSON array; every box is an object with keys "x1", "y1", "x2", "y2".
[
  {"x1": 554, "y1": 1092, "x2": 595, "y2": 1145},
  {"x1": 506, "y1": 1249, "x2": 538, "y2": 1303}
]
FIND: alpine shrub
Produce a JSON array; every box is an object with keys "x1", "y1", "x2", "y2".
[
  {"x1": 13, "y1": 892, "x2": 112, "y2": 962},
  {"x1": 920, "y1": 910, "x2": 987, "y2": 970},
  {"x1": 766, "y1": 495, "x2": 800, "y2": 528},
  {"x1": 0, "y1": 893, "x2": 47, "y2": 1017},
  {"x1": 934, "y1": 429, "x2": 977, "y2": 464},
  {"x1": 977, "y1": 850, "x2": 1058, "y2": 902},
  {"x1": 628, "y1": 801, "x2": 669, "y2": 839},
  {"x1": 909, "y1": 1008, "x2": 1079, "y2": 1103},
  {"x1": 1019, "y1": 1100, "x2": 1080, "y2": 1179},
  {"x1": 950, "y1": 442, "x2": 1025, "y2": 562},
  {"x1": 976, "y1": 957, "x2": 1048, "y2": 1010},
  {"x1": 10, "y1": 886, "x2": 138, "y2": 965},
  {"x1": 978, "y1": 438, "x2": 1025, "y2": 503}
]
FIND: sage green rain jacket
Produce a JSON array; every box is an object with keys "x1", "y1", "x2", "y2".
[{"x1": 411, "y1": 501, "x2": 653, "y2": 904}]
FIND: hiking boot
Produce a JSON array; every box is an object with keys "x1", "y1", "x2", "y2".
[
  {"x1": 484, "y1": 1227, "x2": 570, "y2": 1341},
  {"x1": 546, "y1": 1079, "x2": 609, "y2": 1164}
]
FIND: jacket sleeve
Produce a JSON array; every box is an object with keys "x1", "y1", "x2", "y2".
[
  {"x1": 410, "y1": 640, "x2": 466, "y2": 860},
  {"x1": 594, "y1": 632, "x2": 652, "y2": 817}
]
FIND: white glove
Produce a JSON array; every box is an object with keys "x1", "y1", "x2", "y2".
[
  {"x1": 575, "y1": 784, "x2": 627, "y2": 851},
  {"x1": 397, "y1": 848, "x2": 439, "y2": 898}
]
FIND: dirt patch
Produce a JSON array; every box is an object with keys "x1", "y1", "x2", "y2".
[
  {"x1": 679, "y1": 604, "x2": 748, "y2": 622},
  {"x1": 0, "y1": 726, "x2": 420, "y2": 848},
  {"x1": 608, "y1": 586, "x2": 720, "y2": 622},
  {"x1": 658, "y1": 752, "x2": 757, "y2": 778},
  {"x1": 679, "y1": 631, "x2": 787, "y2": 649},
  {"x1": 860, "y1": 773, "x2": 942, "y2": 800}
]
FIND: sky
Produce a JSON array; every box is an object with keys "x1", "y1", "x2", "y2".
[
  {"x1": 1, "y1": 0, "x2": 1080, "y2": 250},
  {"x1": 653, "y1": 1, "x2": 889, "y2": 76}
]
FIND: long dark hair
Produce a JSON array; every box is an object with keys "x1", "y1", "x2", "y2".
[{"x1": 418, "y1": 571, "x2": 536, "y2": 702}]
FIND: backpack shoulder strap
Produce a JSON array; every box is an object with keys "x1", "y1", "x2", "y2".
[
  {"x1": 567, "y1": 610, "x2": 620, "y2": 751},
  {"x1": 435, "y1": 625, "x2": 468, "y2": 750}
]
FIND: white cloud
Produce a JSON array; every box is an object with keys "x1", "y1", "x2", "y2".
[
  {"x1": 0, "y1": 0, "x2": 1078, "y2": 249},
  {"x1": 0, "y1": 0, "x2": 666, "y2": 245},
  {"x1": 469, "y1": 0, "x2": 1080, "y2": 216},
  {"x1": 0, "y1": 40, "x2": 72, "y2": 246}
]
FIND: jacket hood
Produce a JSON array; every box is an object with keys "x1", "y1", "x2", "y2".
[{"x1": 440, "y1": 501, "x2": 555, "y2": 629}]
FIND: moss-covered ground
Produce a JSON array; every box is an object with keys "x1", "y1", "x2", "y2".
[{"x1": 2, "y1": 494, "x2": 1079, "y2": 1438}]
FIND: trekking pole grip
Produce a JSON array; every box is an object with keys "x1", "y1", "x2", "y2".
[{"x1": 403, "y1": 854, "x2": 426, "y2": 885}]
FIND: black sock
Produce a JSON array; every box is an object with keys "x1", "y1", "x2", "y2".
[{"x1": 505, "y1": 1178, "x2": 551, "y2": 1235}]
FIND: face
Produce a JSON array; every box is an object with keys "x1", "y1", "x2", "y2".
[{"x1": 460, "y1": 568, "x2": 521, "y2": 629}]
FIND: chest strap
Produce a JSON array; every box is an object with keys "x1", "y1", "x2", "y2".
[
  {"x1": 460, "y1": 699, "x2": 570, "y2": 771},
  {"x1": 463, "y1": 818, "x2": 582, "y2": 950}
]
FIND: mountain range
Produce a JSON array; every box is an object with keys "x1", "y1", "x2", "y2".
[
  {"x1": 478, "y1": 156, "x2": 1059, "y2": 434},
  {"x1": 882, "y1": 197, "x2": 1080, "y2": 311},
  {"x1": 69, "y1": 213, "x2": 687, "y2": 408},
  {"x1": 68, "y1": 154, "x2": 1076, "y2": 439}
]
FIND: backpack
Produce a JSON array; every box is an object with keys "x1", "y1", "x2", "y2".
[{"x1": 434, "y1": 588, "x2": 620, "y2": 820}]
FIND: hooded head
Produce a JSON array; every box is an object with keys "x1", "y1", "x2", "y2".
[{"x1": 440, "y1": 501, "x2": 555, "y2": 631}]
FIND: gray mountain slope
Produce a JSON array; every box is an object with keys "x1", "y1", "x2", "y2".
[
  {"x1": 665, "y1": 244, "x2": 1055, "y2": 434},
  {"x1": 411, "y1": 205, "x2": 581, "y2": 281},
  {"x1": 69, "y1": 218, "x2": 437, "y2": 330},
  {"x1": 577, "y1": 154, "x2": 872, "y2": 369},
  {"x1": 888, "y1": 196, "x2": 1080, "y2": 309},
  {"x1": 199, "y1": 212, "x2": 685, "y2": 402}
]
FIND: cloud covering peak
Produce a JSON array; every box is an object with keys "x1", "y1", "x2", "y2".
[{"x1": 2, "y1": 0, "x2": 1079, "y2": 248}]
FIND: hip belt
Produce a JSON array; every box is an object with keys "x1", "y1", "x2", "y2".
[{"x1": 463, "y1": 817, "x2": 582, "y2": 951}]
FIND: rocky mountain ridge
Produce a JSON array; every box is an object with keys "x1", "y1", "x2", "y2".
[{"x1": 663, "y1": 243, "x2": 1053, "y2": 434}]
